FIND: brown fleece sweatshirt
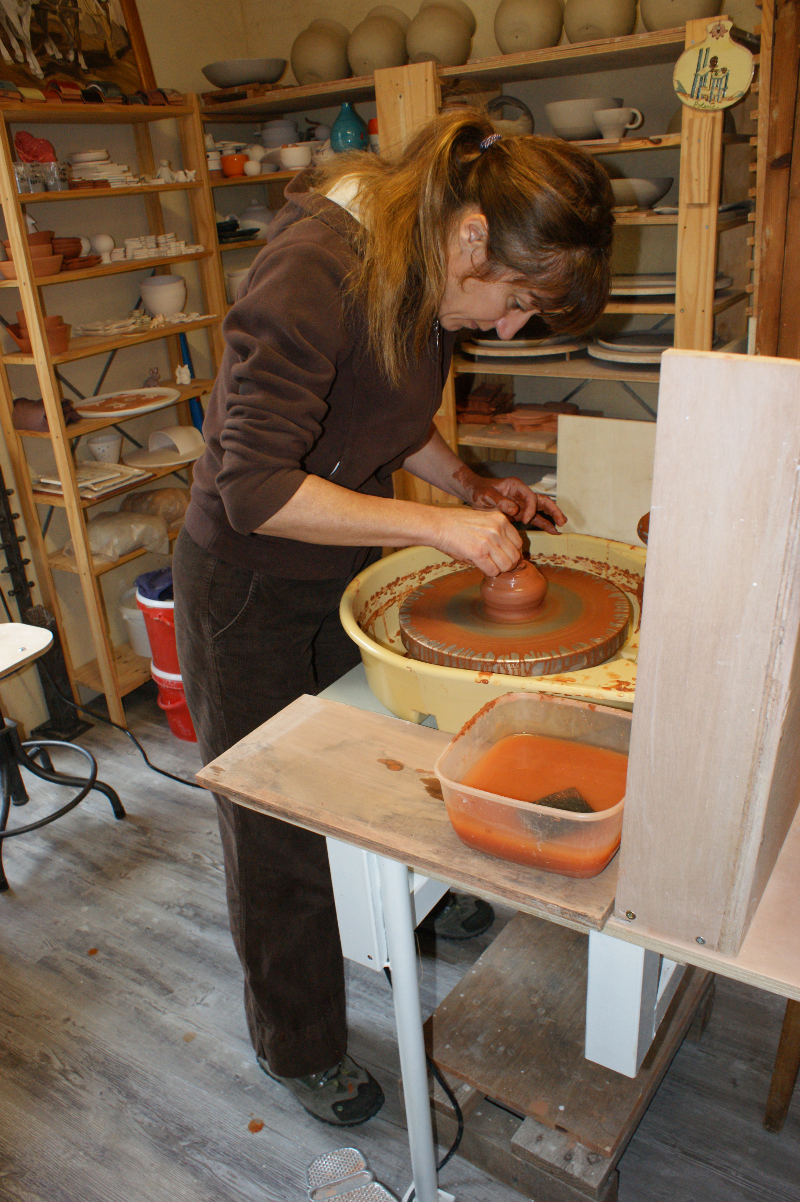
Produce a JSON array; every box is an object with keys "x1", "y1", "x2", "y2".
[{"x1": 185, "y1": 173, "x2": 455, "y2": 580}]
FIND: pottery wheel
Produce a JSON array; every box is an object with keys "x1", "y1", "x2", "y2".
[{"x1": 398, "y1": 564, "x2": 630, "y2": 676}]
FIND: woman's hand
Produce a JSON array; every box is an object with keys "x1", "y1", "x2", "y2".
[
  {"x1": 429, "y1": 506, "x2": 526, "y2": 576},
  {"x1": 453, "y1": 465, "x2": 567, "y2": 534}
]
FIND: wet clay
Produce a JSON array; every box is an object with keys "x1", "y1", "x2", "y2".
[
  {"x1": 479, "y1": 559, "x2": 548, "y2": 623},
  {"x1": 399, "y1": 564, "x2": 630, "y2": 676},
  {"x1": 448, "y1": 809, "x2": 621, "y2": 877},
  {"x1": 462, "y1": 734, "x2": 627, "y2": 812}
]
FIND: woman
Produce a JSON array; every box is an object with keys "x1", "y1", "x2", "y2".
[{"x1": 173, "y1": 108, "x2": 614, "y2": 1128}]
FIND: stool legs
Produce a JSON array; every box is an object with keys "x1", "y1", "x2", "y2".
[
  {"x1": 0, "y1": 720, "x2": 125, "y2": 893},
  {"x1": 765, "y1": 999, "x2": 800, "y2": 1133}
]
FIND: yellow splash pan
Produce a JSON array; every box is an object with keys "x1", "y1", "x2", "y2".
[{"x1": 340, "y1": 533, "x2": 645, "y2": 735}]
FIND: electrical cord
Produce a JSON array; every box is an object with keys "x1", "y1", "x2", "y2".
[
  {"x1": 383, "y1": 965, "x2": 464, "y2": 1202},
  {"x1": 38, "y1": 659, "x2": 202, "y2": 789}
]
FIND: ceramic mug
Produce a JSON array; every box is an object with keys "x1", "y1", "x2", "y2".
[
  {"x1": 594, "y1": 107, "x2": 644, "y2": 141},
  {"x1": 220, "y1": 153, "x2": 247, "y2": 177},
  {"x1": 86, "y1": 431, "x2": 123, "y2": 463}
]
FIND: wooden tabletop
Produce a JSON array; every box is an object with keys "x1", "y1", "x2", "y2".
[{"x1": 197, "y1": 694, "x2": 618, "y2": 933}]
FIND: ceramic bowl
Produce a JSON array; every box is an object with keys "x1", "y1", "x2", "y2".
[
  {"x1": 51, "y1": 238, "x2": 83, "y2": 260},
  {"x1": 610, "y1": 177, "x2": 673, "y2": 208},
  {"x1": 221, "y1": 153, "x2": 247, "y2": 177},
  {"x1": 201, "y1": 58, "x2": 287, "y2": 88},
  {"x1": 279, "y1": 143, "x2": 313, "y2": 170},
  {"x1": 0, "y1": 254, "x2": 62, "y2": 278},
  {"x1": 545, "y1": 97, "x2": 622, "y2": 140},
  {"x1": 7, "y1": 321, "x2": 70, "y2": 353},
  {"x1": 3, "y1": 236, "x2": 53, "y2": 256},
  {"x1": 63, "y1": 255, "x2": 101, "y2": 271},
  {"x1": 16, "y1": 311, "x2": 64, "y2": 330},
  {"x1": 140, "y1": 274, "x2": 186, "y2": 317},
  {"x1": 27, "y1": 230, "x2": 55, "y2": 245}
]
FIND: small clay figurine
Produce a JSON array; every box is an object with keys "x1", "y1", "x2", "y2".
[
  {"x1": 175, "y1": 364, "x2": 191, "y2": 385},
  {"x1": 143, "y1": 367, "x2": 161, "y2": 388}
]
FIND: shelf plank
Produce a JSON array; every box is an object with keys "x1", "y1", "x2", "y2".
[
  {"x1": 457, "y1": 422, "x2": 558, "y2": 454},
  {"x1": 18, "y1": 379, "x2": 214, "y2": 440},
  {"x1": 210, "y1": 171, "x2": 295, "y2": 187},
  {"x1": 201, "y1": 30, "x2": 686, "y2": 120},
  {"x1": 49, "y1": 530, "x2": 180, "y2": 576},
  {"x1": 2, "y1": 315, "x2": 220, "y2": 365},
  {"x1": 35, "y1": 461, "x2": 191, "y2": 509},
  {"x1": 217, "y1": 238, "x2": 266, "y2": 252},
  {"x1": 453, "y1": 352, "x2": 660, "y2": 383},
  {"x1": 605, "y1": 288, "x2": 747, "y2": 315},
  {"x1": 578, "y1": 132, "x2": 682, "y2": 153},
  {"x1": 0, "y1": 102, "x2": 195, "y2": 125},
  {"x1": 72, "y1": 641, "x2": 151, "y2": 695},
  {"x1": 17, "y1": 180, "x2": 203, "y2": 204},
  {"x1": 0, "y1": 249, "x2": 211, "y2": 289}
]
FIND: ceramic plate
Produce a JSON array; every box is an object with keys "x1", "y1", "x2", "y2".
[
  {"x1": 461, "y1": 340, "x2": 586, "y2": 358},
  {"x1": 75, "y1": 387, "x2": 181, "y2": 418},
  {"x1": 122, "y1": 445, "x2": 203, "y2": 469}
]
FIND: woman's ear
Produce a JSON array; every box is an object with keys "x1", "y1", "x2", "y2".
[{"x1": 457, "y1": 210, "x2": 489, "y2": 265}]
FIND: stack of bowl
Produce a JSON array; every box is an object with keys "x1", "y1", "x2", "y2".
[
  {"x1": 10, "y1": 309, "x2": 71, "y2": 354},
  {"x1": 0, "y1": 230, "x2": 63, "y2": 279},
  {"x1": 51, "y1": 237, "x2": 83, "y2": 262},
  {"x1": 261, "y1": 118, "x2": 299, "y2": 149}
]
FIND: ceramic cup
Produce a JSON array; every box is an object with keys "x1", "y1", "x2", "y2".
[
  {"x1": 594, "y1": 106, "x2": 644, "y2": 141},
  {"x1": 140, "y1": 274, "x2": 187, "y2": 317},
  {"x1": 86, "y1": 431, "x2": 123, "y2": 463},
  {"x1": 279, "y1": 143, "x2": 313, "y2": 170},
  {"x1": 225, "y1": 268, "x2": 250, "y2": 303},
  {"x1": 545, "y1": 97, "x2": 622, "y2": 140},
  {"x1": 220, "y1": 153, "x2": 247, "y2": 177}
]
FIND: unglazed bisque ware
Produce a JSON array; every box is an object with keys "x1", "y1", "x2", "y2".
[
  {"x1": 348, "y1": 15, "x2": 408, "y2": 75},
  {"x1": 640, "y1": 0, "x2": 721, "y2": 30},
  {"x1": 420, "y1": 0, "x2": 477, "y2": 35},
  {"x1": 487, "y1": 93, "x2": 535, "y2": 135},
  {"x1": 494, "y1": 0, "x2": 563, "y2": 53},
  {"x1": 291, "y1": 25, "x2": 351, "y2": 85},
  {"x1": 546, "y1": 96, "x2": 621, "y2": 139},
  {"x1": 563, "y1": 0, "x2": 637, "y2": 41},
  {"x1": 368, "y1": 4, "x2": 411, "y2": 30},
  {"x1": 406, "y1": 5, "x2": 472, "y2": 66}
]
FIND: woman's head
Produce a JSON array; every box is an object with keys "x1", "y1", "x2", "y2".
[{"x1": 315, "y1": 107, "x2": 614, "y2": 382}]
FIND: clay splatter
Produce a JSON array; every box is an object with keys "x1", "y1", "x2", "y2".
[
  {"x1": 418, "y1": 776, "x2": 444, "y2": 801},
  {"x1": 87, "y1": 948, "x2": 98, "y2": 956},
  {"x1": 378, "y1": 758, "x2": 404, "y2": 771},
  {"x1": 248, "y1": 1120, "x2": 264, "y2": 1134},
  {"x1": 182, "y1": 1033, "x2": 196, "y2": 1043}
]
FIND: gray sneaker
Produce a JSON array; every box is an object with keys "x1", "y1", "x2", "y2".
[{"x1": 258, "y1": 1053, "x2": 385, "y2": 1127}]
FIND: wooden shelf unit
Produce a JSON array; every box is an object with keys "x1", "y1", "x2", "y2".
[{"x1": 0, "y1": 94, "x2": 228, "y2": 726}]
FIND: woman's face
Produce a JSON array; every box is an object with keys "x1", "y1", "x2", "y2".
[{"x1": 438, "y1": 210, "x2": 539, "y2": 339}]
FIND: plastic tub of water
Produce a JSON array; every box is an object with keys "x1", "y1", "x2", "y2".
[
  {"x1": 434, "y1": 692, "x2": 631, "y2": 878},
  {"x1": 119, "y1": 587, "x2": 151, "y2": 658}
]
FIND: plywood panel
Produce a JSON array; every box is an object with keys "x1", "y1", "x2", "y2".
[
  {"x1": 615, "y1": 349, "x2": 800, "y2": 956},
  {"x1": 556, "y1": 417, "x2": 656, "y2": 546},
  {"x1": 197, "y1": 694, "x2": 618, "y2": 932}
]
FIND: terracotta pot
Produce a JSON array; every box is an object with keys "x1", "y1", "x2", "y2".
[
  {"x1": 494, "y1": 0, "x2": 563, "y2": 53},
  {"x1": 7, "y1": 322, "x2": 70, "y2": 354},
  {"x1": 220, "y1": 154, "x2": 247, "y2": 177},
  {"x1": 348, "y1": 15, "x2": 407, "y2": 74},
  {"x1": 480, "y1": 560, "x2": 548, "y2": 622},
  {"x1": 563, "y1": 0, "x2": 637, "y2": 42},
  {"x1": 406, "y1": 5, "x2": 472, "y2": 66},
  {"x1": 16, "y1": 311, "x2": 64, "y2": 330},
  {"x1": 420, "y1": 0, "x2": 476, "y2": 36},
  {"x1": 640, "y1": 0, "x2": 721, "y2": 31},
  {"x1": 292, "y1": 25, "x2": 351, "y2": 84}
]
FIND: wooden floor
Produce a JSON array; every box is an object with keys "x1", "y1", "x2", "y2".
[{"x1": 1, "y1": 684, "x2": 799, "y2": 1202}]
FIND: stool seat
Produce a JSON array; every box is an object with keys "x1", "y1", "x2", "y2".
[{"x1": 0, "y1": 624, "x2": 52, "y2": 679}]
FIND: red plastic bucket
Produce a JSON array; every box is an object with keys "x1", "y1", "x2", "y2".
[
  {"x1": 136, "y1": 590, "x2": 180, "y2": 675},
  {"x1": 151, "y1": 665, "x2": 197, "y2": 742}
]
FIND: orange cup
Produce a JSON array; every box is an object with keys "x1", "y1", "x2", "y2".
[{"x1": 221, "y1": 154, "x2": 247, "y2": 177}]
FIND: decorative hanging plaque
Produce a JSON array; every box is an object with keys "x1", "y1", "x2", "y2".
[{"x1": 673, "y1": 19, "x2": 754, "y2": 111}]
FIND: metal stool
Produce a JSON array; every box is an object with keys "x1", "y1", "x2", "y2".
[{"x1": 0, "y1": 624, "x2": 124, "y2": 892}]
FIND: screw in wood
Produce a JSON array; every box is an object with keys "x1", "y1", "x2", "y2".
[
  {"x1": 696, "y1": 936, "x2": 706, "y2": 945},
  {"x1": 625, "y1": 910, "x2": 636, "y2": 920}
]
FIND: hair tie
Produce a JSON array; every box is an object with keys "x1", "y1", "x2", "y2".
[{"x1": 479, "y1": 132, "x2": 502, "y2": 152}]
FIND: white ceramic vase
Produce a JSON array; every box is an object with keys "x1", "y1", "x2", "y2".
[
  {"x1": 348, "y1": 15, "x2": 408, "y2": 75},
  {"x1": 563, "y1": 0, "x2": 637, "y2": 41},
  {"x1": 291, "y1": 25, "x2": 350, "y2": 85},
  {"x1": 406, "y1": 5, "x2": 472, "y2": 66},
  {"x1": 640, "y1": 0, "x2": 721, "y2": 30},
  {"x1": 494, "y1": 0, "x2": 563, "y2": 53}
]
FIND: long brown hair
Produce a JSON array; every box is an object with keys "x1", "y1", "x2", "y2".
[{"x1": 314, "y1": 107, "x2": 614, "y2": 383}]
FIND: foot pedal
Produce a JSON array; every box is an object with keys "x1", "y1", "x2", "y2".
[{"x1": 307, "y1": 1148, "x2": 399, "y2": 1201}]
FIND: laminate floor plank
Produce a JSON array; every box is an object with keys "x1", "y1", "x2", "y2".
[{"x1": 0, "y1": 685, "x2": 797, "y2": 1202}]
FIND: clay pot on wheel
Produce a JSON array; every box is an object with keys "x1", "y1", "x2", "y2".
[
  {"x1": 563, "y1": 0, "x2": 637, "y2": 42},
  {"x1": 640, "y1": 0, "x2": 721, "y2": 31},
  {"x1": 494, "y1": 0, "x2": 563, "y2": 54},
  {"x1": 480, "y1": 560, "x2": 548, "y2": 623}
]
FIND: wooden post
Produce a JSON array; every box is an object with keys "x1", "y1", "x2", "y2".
[{"x1": 615, "y1": 349, "x2": 800, "y2": 955}]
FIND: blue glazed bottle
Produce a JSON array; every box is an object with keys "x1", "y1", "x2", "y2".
[{"x1": 330, "y1": 102, "x2": 369, "y2": 153}]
